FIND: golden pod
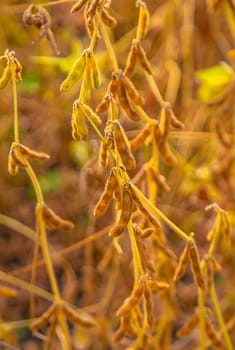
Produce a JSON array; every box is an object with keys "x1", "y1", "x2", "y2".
[
  {"x1": 8, "y1": 151, "x2": 19, "y2": 176},
  {"x1": 42, "y1": 204, "x2": 75, "y2": 231},
  {"x1": 176, "y1": 313, "x2": 199, "y2": 337},
  {"x1": 80, "y1": 103, "x2": 102, "y2": 126},
  {"x1": 143, "y1": 284, "x2": 154, "y2": 327},
  {"x1": 10, "y1": 143, "x2": 26, "y2": 168},
  {"x1": 114, "y1": 121, "x2": 136, "y2": 171},
  {"x1": 125, "y1": 45, "x2": 138, "y2": 78},
  {"x1": 147, "y1": 279, "x2": 169, "y2": 291},
  {"x1": 63, "y1": 304, "x2": 97, "y2": 328},
  {"x1": 117, "y1": 281, "x2": 144, "y2": 317},
  {"x1": 71, "y1": 0, "x2": 88, "y2": 13},
  {"x1": 19, "y1": 144, "x2": 50, "y2": 161},
  {"x1": 109, "y1": 184, "x2": 133, "y2": 237},
  {"x1": 188, "y1": 239, "x2": 205, "y2": 290},
  {"x1": 109, "y1": 74, "x2": 120, "y2": 98},
  {"x1": 150, "y1": 168, "x2": 170, "y2": 192},
  {"x1": 60, "y1": 51, "x2": 86, "y2": 92},
  {"x1": 173, "y1": 242, "x2": 190, "y2": 281},
  {"x1": 136, "y1": 2, "x2": 150, "y2": 40},
  {"x1": 134, "y1": 224, "x2": 155, "y2": 272},
  {"x1": 98, "y1": 140, "x2": 108, "y2": 167},
  {"x1": 93, "y1": 169, "x2": 118, "y2": 216},
  {"x1": 0, "y1": 64, "x2": 11, "y2": 89},
  {"x1": 136, "y1": 42, "x2": 152, "y2": 75},
  {"x1": 205, "y1": 317, "x2": 225, "y2": 348},
  {"x1": 101, "y1": 8, "x2": 117, "y2": 27},
  {"x1": 0, "y1": 285, "x2": 17, "y2": 298},
  {"x1": 130, "y1": 124, "x2": 151, "y2": 151},
  {"x1": 117, "y1": 82, "x2": 140, "y2": 121},
  {"x1": 86, "y1": 0, "x2": 99, "y2": 24},
  {"x1": 158, "y1": 140, "x2": 178, "y2": 166},
  {"x1": 122, "y1": 74, "x2": 144, "y2": 106},
  {"x1": 31, "y1": 303, "x2": 57, "y2": 331},
  {"x1": 141, "y1": 227, "x2": 155, "y2": 238},
  {"x1": 88, "y1": 52, "x2": 100, "y2": 89},
  {"x1": 72, "y1": 102, "x2": 88, "y2": 141},
  {"x1": 96, "y1": 95, "x2": 110, "y2": 114}
]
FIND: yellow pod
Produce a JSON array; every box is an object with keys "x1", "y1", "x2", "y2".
[
  {"x1": 93, "y1": 169, "x2": 118, "y2": 216},
  {"x1": 125, "y1": 44, "x2": 137, "y2": 78},
  {"x1": 189, "y1": 239, "x2": 205, "y2": 290},
  {"x1": 173, "y1": 241, "x2": 190, "y2": 281},
  {"x1": 8, "y1": 150, "x2": 18, "y2": 176},
  {"x1": 130, "y1": 124, "x2": 151, "y2": 152},
  {"x1": 98, "y1": 140, "x2": 108, "y2": 167},
  {"x1": 150, "y1": 168, "x2": 170, "y2": 192},
  {"x1": 117, "y1": 281, "x2": 144, "y2": 317},
  {"x1": 10, "y1": 144, "x2": 26, "y2": 168},
  {"x1": 136, "y1": 42, "x2": 152, "y2": 75},
  {"x1": 122, "y1": 74, "x2": 144, "y2": 106},
  {"x1": 86, "y1": 0, "x2": 99, "y2": 24},
  {"x1": 134, "y1": 224, "x2": 155, "y2": 272},
  {"x1": 114, "y1": 121, "x2": 136, "y2": 171},
  {"x1": 158, "y1": 140, "x2": 178, "y2": 166},
  {"x1": 31, "y1": 303, "x2": 57, "y2": 331},
  {"x1": 88, "y1": 52, "x2": 100, "y2": 89},
  {"x1": 109, "y1": 184, "x2": 133, "y2": 237},
  {"x1": 19, "y1": 144, "x2": 50, "y2": 161},
  {"x1": 136, "y1": 2, "x2": 150, "y2": 40},
  {"x1": 60, "y1": 51, "x2": 86, "y2": 92},
  {"x1": 101, "y1": 8, "x2": 117, "y2": 27},
  {"x1": 42, "y1": 204, "x2": 75, "y2": 231},
  {"x1": 72, "y1": 101, "x2": 88, "y2": 141},
  {"x1": 0, "y1": 64, "x2": 11, "y2": 89},
  {"x1": 63, "y1": 304, "x2": 97, "y2": 328},
  {"x1": 71, "y1": 0, "x2": 88, "y2": 13},
  {"x1": 176, "y1": 313, "x2": 199, "y2": 337},
  {"x1": 80, "y1": 103, "x2": 102, "y2": 126}
]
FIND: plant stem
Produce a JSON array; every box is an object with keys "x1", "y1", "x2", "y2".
[{"x1": 10, "y1": 62, "x2": 19, "y2": 144}]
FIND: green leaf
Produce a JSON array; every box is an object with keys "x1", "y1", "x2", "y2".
[{"x1": 196, "y1": 62, "x2": 234, "y2": 87}]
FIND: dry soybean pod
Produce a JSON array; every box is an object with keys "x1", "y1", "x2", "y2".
[
  {"x1": 158, "y1": 140, "x2": 178, "y2": 166},
  {"x1": 19, "y1": 144, "x2": 50, "y2": 161},
  {"x1": 99, "y1": 140, "x2": 108, "y2": 167},
  {"x1": 63, "y1": 304, "x2": 96, "y2": 328},
  {"x1": 86, "y1": 0, "x2": 99, "y2": 24},
  {"x1": 71, "y1": 0, "x2": 88, "y2": 13},
  {"x1": 117, "y1": 81, "x2": 140, "y2": 121},
  {"x1": 136, "y1": 1, "x2": 150, "y2": 40},
  {"x1": 125, "y1": 44, "x2": 138, "y2": 78},
  {"x1": 176, "y1": 313, "x2": 199, "y2": 337},
  {"x1": 42, "y1": 204, "x2": 74, "y2": 231},
  {"x1": 31, "y1": 303, "x2": 57, "y2": 331},
  {"x1": 60, "y1": 51, "x2": 86, "y2": 92},
  {"x1": 72, "y1": 101, "x2": 88, "y2": 140},
  {"x1": 134, "y1": 224, "x2": 155, "y2": 272},
  {"x1": 11, "y1": 145, "x2": 27, "y2": 168},
  {"x1": 122, "y1": 73, "x2": 144, "y2": 105},
  {"x1": 88, "y1": 52, "x2": 100, "y2": 89},
  {"x1": 96, "y1": 94, "x2": 110, "y2": 113},
  {"x1": 136, "y1": 42, "x2": 152, "y2": 75},
  {"x1": 114, "y1": 121, "x2": 136, "y2": 171},
  {"x1": 80, "y1": 103, "x2": 102, "y2": 126},
  {"x1": 130, "y1": 124, "x2": 152, "y2": 152},
  {"x1": 0, "y1": 64, "x2": 11, "y2": 89},
  {"x1": 101, "y1": 8, "x2": 117, "y2": 27},
  {"x1": 8, "y1": 150, "x2": 18, "y2": 176},
  {"x1": 189, "y1": 238, "x2": 205, "y2": 289},
  {"x1": 117, "y1": 280, "x2": 144, "y2": 317},
  {"x1": 109, "y1": 184, "x2": 133, "y2": 237},
  {"x1": 205, "y1": 316, "x2": 225, "y2": 349},
  {"x1": 150, "y1": 168, "x2": 170, "y2": 192},
  {"x1": 94, "y1": 169, "x2": 118, "y2": 216},
  {"x1": 143, "y1": 283, "x2": 154, "y2": 327},
  {"x1": 147, "y1": 279, "x2": 169, "y2": 292},
  {"x1": 173, "y1": 241, "x2": 190, "y2": 281}
]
